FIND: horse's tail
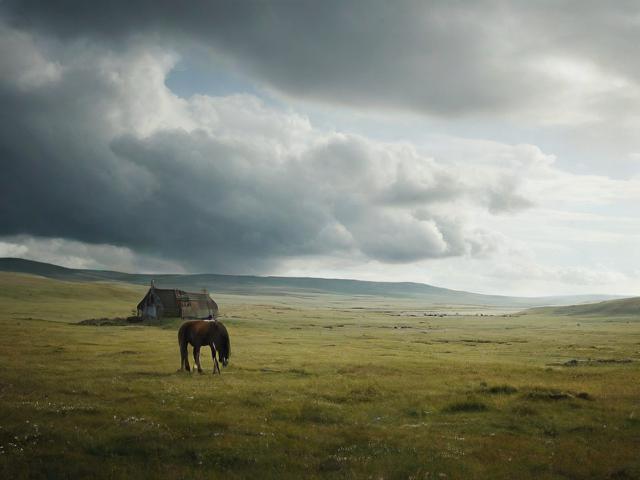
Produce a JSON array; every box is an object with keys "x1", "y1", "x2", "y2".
[
  {"x1": 178, "y1": 322, "x2": 186, "y2": 346},
  {"x1": 178, "y1": 322, "x2": 189, "y2": 370},
  {"x1": 220, "y1": 322, "x2": 231, "y2": 365}
]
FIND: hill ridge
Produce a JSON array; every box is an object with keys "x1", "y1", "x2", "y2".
[
  {"x1": 0, "y1": 257, "x2": 624, "y2": 308},
  {"x1": 527, "y1": 296, "x2": 640, "y2": 316}
]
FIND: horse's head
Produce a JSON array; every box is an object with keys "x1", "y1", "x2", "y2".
[
  {"x1": 216, "y1": 322, "x2": 230, "y2": 367},
  {"x1": 219, "y1": 336, "x2": 230, "y2": 367}
]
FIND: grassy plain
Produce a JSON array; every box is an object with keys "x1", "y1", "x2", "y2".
[{"x1": 0, "y1": 273, "x2": 639, "y2": 479}]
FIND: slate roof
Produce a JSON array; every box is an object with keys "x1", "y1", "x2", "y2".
[{"x1": 137, "y1": 287, "x2": 218, "y2": 318}]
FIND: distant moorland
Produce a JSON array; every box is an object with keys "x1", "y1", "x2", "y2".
[
  {"x1": 0, "y1": 258, "x2": 625, "y2": 308},
  {"x1": 0, "y1": 270, "x2": 638, "y2": 478}
]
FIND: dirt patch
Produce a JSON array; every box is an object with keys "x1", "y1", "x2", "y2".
[
  {"x1": 78, "y1": 316, "x2": 141, "y2": 326},
  {"x1": 443, "y1": 400, "x2": 489, "y2": 413},
  {"x1": 524, "y1": 388, "x2": 593, "y2": 401},
  {"x1": 560, "y1": 358, "x2": 634, "y2": 367}
]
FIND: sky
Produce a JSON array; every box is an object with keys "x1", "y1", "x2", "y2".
[{"x1": 1, "y1": 1, "x2": 639, "y2": 296}]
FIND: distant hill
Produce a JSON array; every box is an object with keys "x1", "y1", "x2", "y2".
[
  {"x1": 0, "y1": 271, "x2": 144, "y2": 323},
  {"x1": 527, "y1": 296, "x2": 640, "y2": 316},
  {"x1": 0, "y1": 257, "x2": 625, "y2": 308}
]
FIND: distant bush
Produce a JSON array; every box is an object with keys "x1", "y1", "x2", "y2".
[
  {"x1": 443, "y1": 400, "x2": 488, "y2": 413},
  {"x1": 524, "y1": 389, "x2": 571, "y2": 401},
  {"x1": 575, "y1": 392, "x2": 592, "y2": 400},
  {"x1": 523, "y1": 387, "x2": 592, "y2": 401},
  {"x1": 78, "y1": 317, "x2": 130, "y2": 326},
  {"x1": 484, "y1": 384, "x2": 518, "y2": 395}
]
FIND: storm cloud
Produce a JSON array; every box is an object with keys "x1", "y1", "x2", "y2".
[
  {"x1": 1, "y1": 2, "x2": 639, "y2": 295},
  {"x1": 2, "y1": 0, "x2": 640, "y2": 121},
  {"x1": 0, "y1": 28, "x2": 534, "y2": 272},
  {"x1": 4, "y1": 0, "x2": 640, "y2": 115}
]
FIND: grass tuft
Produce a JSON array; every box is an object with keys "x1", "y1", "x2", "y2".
[
  {"x1": 348, "y1": 385, "x2": 381, "y2": 402},
  {"x1": 483, "y1": 384, "x2": 518, "y2": 395},
  {"x1": 296, "y1": 403, "x2": 342, "y2": 424},
  {"x1": 511, "y1": 405, "x2": 538, "y2": 416},
  {"x1": 443, "y1": 399, "x2": 489, "y2": 413},
  {"x1": 524, "y1": 388, "x2": 572, "y2": 401}
]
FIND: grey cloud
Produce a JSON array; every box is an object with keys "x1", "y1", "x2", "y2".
[
  {"x1": 377, "y1": 159, "x2": 461, "y2": 206},
  {"x1": 0, "y1": 30, "x2": 529, "y2": 273},
  {"x1": 4, "y1": 1, "x2": 639, "y2": 119},
  {"x1": 0, "y1": 235, "x2": 184, "y2": 273},
  {"x1": 349, "y1": 213, "x2": 448, "y2": 263},
  {"x1": 485, "y1": 176, "x2": 535, "y2": 214}
]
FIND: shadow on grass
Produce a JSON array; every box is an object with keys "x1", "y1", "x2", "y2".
[{"x1": 122, "y1": 371, "x2": 176, "y2": 378}]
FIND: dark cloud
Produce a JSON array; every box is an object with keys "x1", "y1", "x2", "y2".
[
  {"x1": 0, "y1": 14, "x2": 536, "y2": 273},
  {"x1": 3, "y1": 1, "x2": 639, "y2": 119}
]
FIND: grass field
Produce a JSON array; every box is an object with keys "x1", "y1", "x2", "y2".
[{"x1": 0, "y1": 273, "x2": 639, "y2": 479}]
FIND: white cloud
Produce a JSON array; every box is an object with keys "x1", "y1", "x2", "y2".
[
  {"x1": 524, "y1": 55, "x2": 636, "y2": 125},
  {"x1": 0, "y1": 241, "x2": 28, "y2": 258},
  {"x1": 0, "y1": 235, "x2": 185, "y2": 273}
]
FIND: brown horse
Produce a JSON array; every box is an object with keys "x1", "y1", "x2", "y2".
[{"x1": 178, "y1": 320, "x2": 230, "y2": 374}]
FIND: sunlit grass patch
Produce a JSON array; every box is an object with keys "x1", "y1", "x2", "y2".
[{"x1": 296, "y1": 402, "x2": 344, "y2": 424}]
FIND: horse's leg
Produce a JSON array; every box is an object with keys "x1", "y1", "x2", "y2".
[
  {"x1": 180, "y1": 343, "x2": 189, "y2": 371},
  {"x1": 194, "y1": 345, "x2": 203, "y2": 373},
  {"x1": 184, "y1": 345, "x2": 191, "y2": 372},
  {"x1": 211, "y1": 343, "x2": 220, "y2": 374},
  {"x1": 178, "y1": 325, "x2": 190, "y2": 372}
]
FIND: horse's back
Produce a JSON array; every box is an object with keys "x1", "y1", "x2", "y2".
[
  {"x1": 178, "y1": 319, "x2": 197, "y2": 335},
  {"x1": 179, "y1": 320, "x2": 215, "y2": 345}
]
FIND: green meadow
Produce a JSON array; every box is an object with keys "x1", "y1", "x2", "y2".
[{"x1": 0, "y1": 272, "x2": 639, "y2": 479}]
